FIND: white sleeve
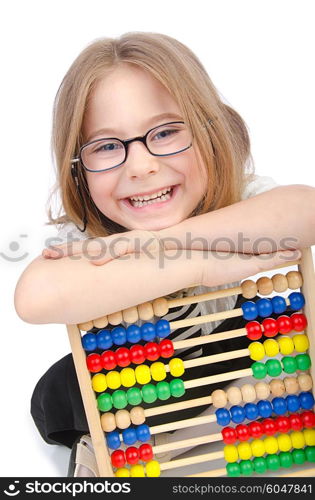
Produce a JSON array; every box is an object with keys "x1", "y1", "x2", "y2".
[
  {"x1": 54, "y1": 222, "x2": 89, "y2": 244},
  {"x1": 241, "y1": 174, "x2": 280, "y2": 200}
]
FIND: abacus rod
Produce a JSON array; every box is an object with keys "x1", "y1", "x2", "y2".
[
  {"x1": 153, "y1": 432, "x2": 222, "y2": 454},
  {"x1": 173, "y1": 328, "x2": 246, "y2": 350},
  {"x1": 184, "y1": 368, "x2": 252, "y2": 390},
  {"x1": 160, "y1": 449, "x2": 224, "y2": 471},
  {"x1": 150, "y1": 413, "x2": 217, "y2": 435},
  {"x1": 188, "y1": 467, "x2": 315, "y2": 478},
  {"x1": 177, "y1": 348, "x2": 249, "y2": 371},
  {"x1": 144, "y1": 395, "x2": 212, "y2": 417}
]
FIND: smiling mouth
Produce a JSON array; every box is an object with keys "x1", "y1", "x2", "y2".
[{"x1": 126, "y1": 186, "x2": 176, "y2": 208}]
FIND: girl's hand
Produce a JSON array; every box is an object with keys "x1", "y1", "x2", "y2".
[{"x1": 42, "y1": 229, "x2": 164, "y2": 266}]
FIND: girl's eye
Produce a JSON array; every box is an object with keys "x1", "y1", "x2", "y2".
[
  {"x1": 152, "y1": 128, "x2": 179, "y2": 141},
  {"x1": 94, "y1": 142, "x2": 122, "y2": 153}
]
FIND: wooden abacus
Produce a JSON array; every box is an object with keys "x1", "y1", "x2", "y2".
[{"x1": 66, "y1": 247, "x2": 315, "y2": 477}]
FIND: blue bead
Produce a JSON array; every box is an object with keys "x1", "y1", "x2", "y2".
[
  {"x1": 271, "y1": 296, "x2": 287, "y2": 314},
  {"x1": 299, "y1": 392, "x2": 315, "y2": 410},
  {"x1": 244, "y1": 402, "x2": 259, "y2": 420},
  {"x1": 257, "y1": 400, "x2": 273, "y2": 418},
  {"x1": 256, "y1": 298, "x2": 273, "y2": 318},
  {"x1": 141, "y1": 323, "x2": 156, "y2": 342},
  {"x1": 122, "y1": 427, "x2": 137, "y2": 446},
  {"x1": 155, "y1": 319, "x2": 171, "y2": 339},
  {"x1": 136, "y1": 424, "x2": 151, "y2": 442},
  {"x1": 230, "y1": 405, "x2": 246, "y2": 424},
  {"x1": 111, "y1": 326, "x2": 127, "y2": 346},
  {"x1": 106, "y1": 431, "x2": 121, "y2": 450},
  {"x1": 82, "y1": 333, "x2": 97, "y2": 351},
  {"x1": 126, "y1": 324, "x2": 142, "y2": 344},
  {"x1": 96, "y1": 330, "x2": 113, "y2": 350},
  {"x1": 242, "y1": 301, "x2": 258, "y2": 320},
  {"x1": 289, "y1": 292, "x2": 305, "y2": 311},
  {"x1": 272, "y1": 397, "x2": 287, "y2": 415},
  {"x1": 286, "y1": 395, "x2": 301, "y2": 413},
  {"x1": 215, "y1": 408, "x2": 231, "y2": 426}
]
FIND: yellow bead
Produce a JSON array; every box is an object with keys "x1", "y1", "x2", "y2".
[
  {"x1": 106, "y1": 371, "x2": 121, "y2": 390},
  {"x1": 277, "y1": 434, "x2": 292, "y2": 452},
  {"x1": 145, "y1": 460, "x2": 161, "y2": 477},
  {"x1": 223, "y1": 445, "x2": 239, "y2": 463},
  {"x1": 91, "y1": 373, "x2": 107, "y2": 392},
  {"x1": 278, "y1": 336, "x2": 294, "y2": 355},
  {"x1": 251, "y1": 439, "x2": 265, "y2": 457},
  {"x1": 291, "y1": 431, "x2": 305, "y2": 449},
  {"x1": 115, "y1": 467, "x2": 130, "y2": 477},
  {"x1": 150, "y1": 362, "x2": 167, "y2": 381},
  {"x1": 169, "y1": 358, "x2": 185, "y2": 377},
  {"x1": 120, "y1": 367, "x2": 136, "y2": 388},
  {"x1": 248, "y1": 341, "x2": 265, "y2": 361},
  {"x1": 130, "y1": 464, "x2": 145, "y2": 477},
  {"x1": 303, "y1": 429, "x2": 315, "y2": 446},
  {"x1": 264, "y1": 436, "x2": 279, "y2": 455},
  {"x1": 135, "y1": 365, "x2": 151, "y2": 385},
  {"x1": 263, "y1": 339, "x2": 279, "y2": 358},
  {"x1": 237, "y1": 442, "x2": 252, "y2": 460},
  {"x1": 293, "y1": 334, "x2": 309, "y2": 353}
]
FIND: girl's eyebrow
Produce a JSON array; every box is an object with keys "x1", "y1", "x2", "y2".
[{"x1": 86, "y1": 112, "x2": 183, "y2": 141}]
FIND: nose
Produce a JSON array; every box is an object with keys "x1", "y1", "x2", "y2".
[{"x1": 124, "y1": 141, "x2": 160, "y2": 179}]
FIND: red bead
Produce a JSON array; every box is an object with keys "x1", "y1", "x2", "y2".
[
  {"x1": 277, "y1": 315, "x2": 293, "y2": 334},
  {"x1": 262, "y1": 318, "x2": 278, "y2": 337},
  {"x1": 289, "y1": 413, "x2": 303, "y2": 431},
  {"x1": 115, "y1": 347, "x2": 131, "y2": 367},
  {"x1": 125, "y1": 446, "x2": 140, "y2": 465},
  {"x1": 159, "y1": 339, "x2": 175, "y2": 358},
  {"x1": 144, "y1": 342, "x2": 160, "y2": 361},
  {"x1": 111, "y1": 449, "x2": 126, "y2": 468},
  {"x1": 130, "y1": 345, "x2": 146, "y2": 364},
  {"x1": 248, "y1": 421, "x2": 264, "y2": 438},
  {"x1": 291, "y1": 313, "x2": 308, "y2": 332},
  {"x1": 262, "y1": 418, "x2": 277, "y2": 436},
  {"x1": 139, "y1": 443, "x2": 153, "y2": 462},
  {"x1": 236, "y1": 424, "x2": 250, "y2": 441},
  {"x1": 86, "y1": 353, "x2": 102, "y2": 373},
  {"x1": 101, "y1": 350, "x2": 117, "y2": 371},
  {"x1": 221, "y1": 426, "x2": 237, "y2": 444},
  {"x1": 246, "y1": 321, "x2": 262, "y2": 340},
  {"x1": 275, "y1": 416, "x2": 290, "y2": 433},
  {"x1": 301, "y1": 410, "x2": 315, "y2": 428}
]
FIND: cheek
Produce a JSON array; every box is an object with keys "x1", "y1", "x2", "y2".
[{"x1": 86, "y1": 173, "x2": 114, "y2": 205}]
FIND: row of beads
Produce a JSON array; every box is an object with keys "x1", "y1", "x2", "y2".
[
  {"x1": 241, "y1": 271, "x2": 302, "y2": 299},
  {"x1": 86, "y1": 339, "x2": 174, "y2": 373},
  {"x1": 115, "y1": 459, "x2": 161, "y2": 477},
  {"x1": 227, "y1": 447, "x2": 315, "y2": 476},
  {"x1": 97, "y1": 378, "x2": 186, "y2": 412},
  {"x1": 106, "y1": 424, "x2": 151, "y2": 449},
  {"x1": 111, "y1": 443, "x2": 153, "y2": 468},
  {"x1": 224, "y1": 429, "x2": 315, "y2": 462},
  {"x1": 251, "y1": 353, "x2": 311, "y2": 379},
  {"x1": 246, "y1": 313, "x2": 307, "y2": 340},
  {"x1": 248, "y1": 334, "x2": 309, "y2": 361},
  {"x1": 91, "y1": 358, "x2": 185, "y2": 392},
  {"x1": 221, "y1": 411, "x2": 315, "y2": 443},
  {"x1": 215, "y1": 392, "x2": 314, "y2": 426},
  {"x1": 212, "y1": 374, "x2": 313, "y2": 408},
  {"x1": 241, "y1": 292, "x2": 304, "y2": 321}
]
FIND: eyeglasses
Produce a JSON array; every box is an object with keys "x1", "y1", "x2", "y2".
[{"x1": 72, "y1": 121, "x2": 192, "y2": 173}]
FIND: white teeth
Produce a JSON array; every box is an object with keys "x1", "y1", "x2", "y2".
[
  {"x1": 131, "y1": 191, "x2": 172, "y2": 207},
  {"x1": 130, "y1": 187, "x2": 171, "y2": 202}
]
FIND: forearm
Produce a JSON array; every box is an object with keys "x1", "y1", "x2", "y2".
[{"x1": 159, "y1": 185, "x2": 315, "y2": 253}]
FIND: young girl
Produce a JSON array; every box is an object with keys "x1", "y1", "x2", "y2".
[{"x1": 15, "y1": 32, "x2": 315, "y2": 477}]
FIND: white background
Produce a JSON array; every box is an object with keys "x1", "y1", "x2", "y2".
[{"x1": 1, "y1": 0, "x2": 314, "y2": 477}]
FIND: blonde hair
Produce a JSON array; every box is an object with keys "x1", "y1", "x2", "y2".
[{"x1": 48, "y1": 32, "x2": 254, "y2": 236}]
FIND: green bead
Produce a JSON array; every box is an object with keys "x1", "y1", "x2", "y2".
[
  {"x1": 305, "y1": 446, "x2": 315, "y2": 463},
  {"x1": 169, "y1": 378, "x2": 185, "y2": 397},
  {"x1": 266, "y1": 359, "x2": 282, "y2": 377},
  {"x1": 279, "y1": 451, "x2": 293, "y2": 468},
  {"x1": 112, "y1": 390, "x2": 127, "y2": 409},
  {"x1": 266, "y1": 454, "x2": 280, "y2": 471},
  {"x1": 240, "y1": 460, "x2": 254, "y2": 476},
  {"x1": 296, "y1": 353, "x2": 311, "y2": 371},
  {"x1": 142, "y1": 384, "x2": 158, "y2": 404},
  {"x1": 252, "y1": 362, "x2": 268, "y2": 379},
  {"x1": 292, "y1": 449, "x2": 306, "y2": 465},
  {"x1": 282, "y1": 356, "x2": 297, "y2": 374},
  {"x1": 156, "y1": 381, "x2": 171, "y2": 400},
  {"x1": 226, "y1": 463, "x2": 241, "y2": 477},
  {"x1": 97, "y1": 392, "x2": 112, "y2": 412},
  {"x1": 127, "y1": 387, "x2": 142, "y2": 406},
  {"x1": 253, "y1": 457, "x2": 267, "y2": 474}
]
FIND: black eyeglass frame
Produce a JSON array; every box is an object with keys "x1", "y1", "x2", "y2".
[{"x1": 71, "y1": 121, "x2": 192, "y2": 173}]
